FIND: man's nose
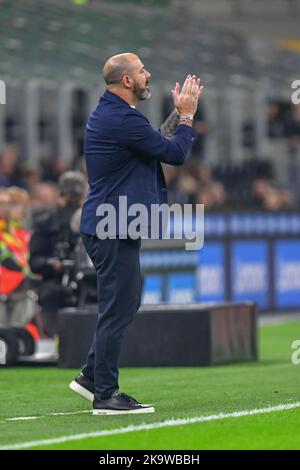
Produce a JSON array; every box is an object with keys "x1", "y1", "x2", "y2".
[{"x1": 146, "y1": 70, "x2": 151, "y2": 79}]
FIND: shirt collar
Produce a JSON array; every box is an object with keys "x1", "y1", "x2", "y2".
[{"x1": 102, "y1": 89, "x2": 132, "y2": 107}]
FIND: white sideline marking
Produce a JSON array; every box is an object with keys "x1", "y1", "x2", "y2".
[
  {"x1": 1, "y1": 401, "x2": 300, "y2": 450},
  {"x1": 4, "y1": 410, "x2": 92, "y2": 421}
]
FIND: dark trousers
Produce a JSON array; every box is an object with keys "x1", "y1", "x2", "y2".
[{"x1": 80, "y1": 234, "x2": 142, "y2": 400}]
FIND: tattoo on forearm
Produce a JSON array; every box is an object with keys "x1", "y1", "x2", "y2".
[{"x1": 160, "y1": 109, "x2": 179, "y2": 138}]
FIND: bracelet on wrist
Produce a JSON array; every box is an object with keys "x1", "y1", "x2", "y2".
[
  {"x1": 178, "y1": 115, "x2": 194, "y2": 124},
  {"x1": 179, "y1": 114, "x2": 194, "y2": 120}
]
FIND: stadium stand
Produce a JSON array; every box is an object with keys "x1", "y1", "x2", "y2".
[
  {"x1": 0, "y1": 0, "x2": 168, "y2": 81},
  {"x1": 0, "y1": 0, "x2": 299, "y2": 82}
]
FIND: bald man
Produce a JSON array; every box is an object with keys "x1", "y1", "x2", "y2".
[{"x1": 70, "y1": 53, "x2": 203, "y2": 415}]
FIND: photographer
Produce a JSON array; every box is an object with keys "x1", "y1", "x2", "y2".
[{"x1": 29, "y1": 171, "x2": 86, "y2": 337}]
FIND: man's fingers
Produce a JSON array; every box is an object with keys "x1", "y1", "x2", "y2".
[
  {"x1": 198, "y1": 85, "x2": 204, "y2": 98},
  {"x1": 171, "y1": 83, "x2": 181, "y2": 110},
  {"x1": 180, "y1": 77, "x2": 187, "y2": 94},
  {"x1": 192, "y1": 78, "x2": 202, "y2": 97},
  {"x1": 190, "y1": 77, "x2": 199, "y2": 96},
  {"x1": 179, "y1": 74, "x2": 203, "y2": 103},
  {"x1": 185, "y1": 76, "x2": 194, "y2": 95},
  {"x1": 175, "y1": 81, "x2": 180, "y2": 95},
  {"x1": 183, "y1": 76, "x2": 202, "y2": 97},
  {"x1": 181, "y1": 74, "x2": 191, "y2": 94},
  {"x1": 181, "y1": 74, "x2": 201, "y2": 93},
  {"x1": 171, "y1": 81, "x2": 180, "y2": 96}
]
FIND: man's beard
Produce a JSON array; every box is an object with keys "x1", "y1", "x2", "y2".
[{"x1": 133, "y1": 82, "x2": 151, "y2": 101}]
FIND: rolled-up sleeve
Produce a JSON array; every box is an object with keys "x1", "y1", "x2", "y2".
[{"x1": 119, "y1": 110, "x2": 197, "y2": 166}]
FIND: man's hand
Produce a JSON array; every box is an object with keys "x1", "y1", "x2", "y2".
[
  {"x1": 172, "y1": 74, "x2": 203, "y2": 117},
  {"x1": 160, "y1": 75, "x2": 204, "y2": 137},
  {"x1": 171, "y1": 80, "x2": 182, "y2": 111}
]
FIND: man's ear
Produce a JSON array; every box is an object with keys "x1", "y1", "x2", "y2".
[{"x1": 122, "y1": 75, "x2": 133, "y2": 89}]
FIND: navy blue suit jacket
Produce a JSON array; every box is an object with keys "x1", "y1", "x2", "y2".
[{"x1": 80, "y1": 89, "x2": 197, "y2": 236}]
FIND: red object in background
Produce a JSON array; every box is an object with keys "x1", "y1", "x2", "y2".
[
  {"x1": 0, "y1": 220, "x2": 31, "y2": 295},
  {"x1": 26, "y1": 323, "x2": 40, "y2": 342},
  {"x1": 0, "y1": 265, "x2": 25, "y2": 295}
]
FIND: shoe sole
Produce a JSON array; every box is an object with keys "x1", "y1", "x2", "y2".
[
  {"x1": 69, "y1": 380, "x2": 94, "y2": 402},
  {"x1": 93, "y1": 406, "x2": 155, "y2": 416}
]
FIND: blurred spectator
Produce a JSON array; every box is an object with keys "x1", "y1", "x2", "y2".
[
  {"x1": 0, "y1": 145, "x2": 21, "y2": 187},
  {"x1": 267, "y1": 102, "x2": 285, "y2": 139},
  {"x1": 0, "y1": 187, "x2": 11, "y2": 224},
  {"x1": 162, "y1": 161, "x2": 227, "y2": 209},
  {"x1": 251, "y1": 178, "x2": 270, "y2": 207},
  {"x1": 177, "y1": 165, "x2": 199, "y2": 204},
  {"x1": 251, "y1": 178, "x2": 294, "y2": 210},
  {"x1": 194, "y1": 163, "x2": 227, "y2": 208},
  {"x1": 189, "y1": 107, "x2": 207, "y2": 160},
  {"x1": 196, "y1": 163, "x2": 214, "y2": 185},
  {"x1": 196, "y1": 182, "x2": 227, "y2": 209},
  {"x1": 8, "y1": 186, "x2": 31, "y2": 227},
  {"x1": 29, "y1": 182, "x2": 60, "y2": 222},
  {"x1": 278, "y1": 187, "x2": 294, "y2": 208},
  {"x1": 19, "y1": 162, "x2": 42, "y2": 190},
  {"x1": 0, "y1": 187, "x2": 36, "y2": 327},
  {"x1": 285, "y1": 104, "x2": 300, "y2": 141},
  {"x1": 41, "y1": 157, "x2": 70, "y2": 183}
]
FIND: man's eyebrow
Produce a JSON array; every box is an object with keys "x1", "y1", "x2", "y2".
[{"x1": 139, "y1": 65, "x2": 145, "y2": 72}]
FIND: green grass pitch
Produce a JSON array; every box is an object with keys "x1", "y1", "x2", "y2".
[{"x1": 0, "y1": 320, "x2": 300, "y2": 450}]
